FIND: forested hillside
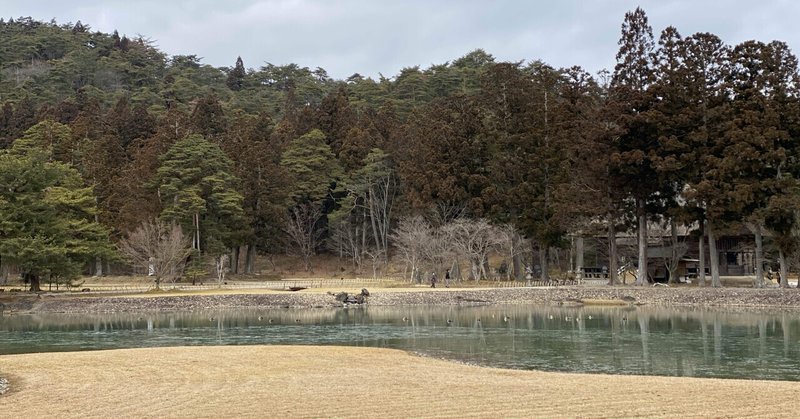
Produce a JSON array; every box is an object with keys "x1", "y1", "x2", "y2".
[{"x1": 2, "y1": 8, "x2": 800, "y2": 290}]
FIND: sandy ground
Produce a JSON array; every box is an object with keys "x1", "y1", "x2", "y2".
[{"x1": 1, "y1": 345, "x2": 798, "y2": 418}]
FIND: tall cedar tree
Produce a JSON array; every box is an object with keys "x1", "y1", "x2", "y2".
[
  {"x1": 218, "y1": 112, "x2": 290, "y2": 273},
  {"x1": 339, "y1": 111, "x2": 386, "y2": 172},
  {"x1": 226, "y1": 56, "x2": 247, "y2": 91},
  {"x1": 106, "y1": 96, "x2": 156, "y2": 149},
  {"x1": 724, "y1": 41, "x2": 800, "y2": 288},
  {"x1": 116, "y1": 108, "x2": 190, "y2": 232},
  {"x1": 647, "y1": 26, "x2": 693, "y2": 284},
  {"x1": 548, "y1": 67, "x2": 610, "y2": 282},
  {"x1": 480, "y1": 62, "x2": 568, "y2": 280},
  {"x1": 608, "y1": 7, "x2": 659, "y2": 285},
  {"x1": 316, "y1": 86, "x2": 357, "y2": 158},
  {"x1": 190, "y1": 94, "x2": 228, "y2": 140},
  {"x1": 397, "y1": 95, "x2": 490, "y2": 219},
  {"x1": 677, "y1": 33, "x2": 730, "y2": 287}
]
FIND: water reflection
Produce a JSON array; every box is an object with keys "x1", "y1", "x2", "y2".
[{"x1": 2, "y1": 305, "x2": 800, "y2": 381}]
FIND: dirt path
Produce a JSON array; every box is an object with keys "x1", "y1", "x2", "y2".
[{"x1": 1, "y1": 345, "x2": 796, "y2": 418}]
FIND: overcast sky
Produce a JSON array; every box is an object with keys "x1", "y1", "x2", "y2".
[{"x1": 4, "y1": 1, "x2": 800, "y2": 79}]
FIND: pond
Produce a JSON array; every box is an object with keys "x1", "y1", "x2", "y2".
[{"x1": 2, "y1": 304, "x2": 800, "y2": 381}]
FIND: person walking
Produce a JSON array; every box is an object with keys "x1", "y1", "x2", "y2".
[
  {"x1": 445, "y1": 269, "x2": 451, "y2": 288},
  {"x1": 430, "y1": 272, "x2": 437, "y2": 288}
]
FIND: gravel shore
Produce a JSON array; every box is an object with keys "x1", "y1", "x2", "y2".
[{"x1": 4, "y1": 285, "x2": 800, "y2": 313}]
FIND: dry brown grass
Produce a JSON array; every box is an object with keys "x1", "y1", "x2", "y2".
[{"x1": 1, "y1": 345, "x2": 797, "y2": 418}]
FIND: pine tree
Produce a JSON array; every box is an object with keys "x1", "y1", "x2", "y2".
[
  {"x1": 154, "y1": 133, "x2": 246, "y2": 257},
  {"x1": 0, "y1": 139, "x2": 115, "y2": 291},
  {"x1": 280, "y1": 129, "x2": 343, "y2": 270},
  {"x1": 280, "y1": 129, "x2": 342, "y2": 204}
]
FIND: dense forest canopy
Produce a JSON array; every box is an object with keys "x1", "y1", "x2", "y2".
[{"x1": 2, "y1": 9, "x2": 800, "y2": 290}]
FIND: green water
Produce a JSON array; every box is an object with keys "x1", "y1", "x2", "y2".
[{"x1": 2, "y1": 304, "x2": 799, "y2": 381}]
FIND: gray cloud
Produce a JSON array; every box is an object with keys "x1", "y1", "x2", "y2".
[{"x1": 3, "y1": 0, "x2": 800, "y2": 79}]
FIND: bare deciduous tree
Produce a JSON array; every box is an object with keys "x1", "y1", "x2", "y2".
[
  {"x1": 444, "y1": 218, "x2": 504, "y2": 281},
  {"x1": 390, "y1": 215, "x2": 433, "y2": 283},
  {"x1": 498, "y1": 224, "x2": 529, "y2": 280},
  {"x1": 363, "y1": 246, "x2": 385, "y2": 279},
  {"x1": 215, "y1": 254, "x2": 229, "y2": 287},
  {"x1": 284, "y1": 203, "x2": 324, "y2": 271},
  {"x1": 118, "y1": 220, "x2": 192, "y2": 289},
  {"x1": 327, "y1": 217, "x2": 364, "y2": 272}
]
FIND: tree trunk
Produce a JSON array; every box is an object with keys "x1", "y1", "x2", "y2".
[
  {"x1": 368, "y1": 188, "x2": 383, "y2": 260},
  {"x1": 539, "y1": 246, "x2": 549, "y2": 281},
  {"x1": 451, "y1": 258, "x2": 462, "y2": 282},
  {"x1": 636, "y1": 201, "x2": 648, "y2": 286},
  {"x1": 194, "y1": 212, "x2": 201, "y2": 252},
  {"x1": 779, "y1": 249, "x2": 789, "y2": 288},
  {"x1": 360, "y1": 217, "x2": 368, "y2": 272},
  {"x1": 231, "y1": 246, "x2": 240, "y2": 274},
  {"x1": 93, "y1": 198, "x2": 103, "y2": 277},
  {"x1": 667, "y1": 221, "x2": 679, "y2": 284},
  {"x1": 95, "y1": 256, "x2": 103, "y2": 277},
  {"x1": 753, "y1": 224, "x2": 764, "y2": 289},
  {"x1": 575, "y1": 236, "x2": 584, "y2": 281},
  {"x1": 698, "y1": 221, "x2": 706, "y2": 287},
  {"x1": 608, "y1": 222, "x2": 618, "y2": 285},
  {"x1": 245, "y1": 244, "x2": 256, "y2": 274},
  {"x1": 29, "y1": 274, "x2": 41, "y2": 292},
  {"x1": 513, "y1": 252, "x2": 523, "y2": 281},
  {"x1": 708, "y1": 219, "x2": 721, "y2": 288}
]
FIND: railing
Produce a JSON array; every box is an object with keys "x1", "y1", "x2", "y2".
[
  {"x1": 3, "y1": 276, "x2": 609, "y2": 294},
  {"x1": 26, "y1": 277, "x2": 399, "y2": 294}
]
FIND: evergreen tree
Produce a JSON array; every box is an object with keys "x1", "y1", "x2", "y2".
[
  {"x1": 218, "y1": 112, "x2": 290, "y2": 273},
  {"x1": 678, "y1": 32, "x2": 730, "y2": 287},
  {"x1": 281, "y1": 129, "x2": 343, "y2": 204},
  {"x1": 396, "y1": 95, "x2": 489, "y2": 218},
  {"x1": 280, "y1": 129, "x2": 343, "y2": 270},
  {"x1": 154, "y1": 133, "x2": 246, "y2": 258},
  {"x1": 190, "y1": 94, "x2": 228, "y2": 140},
  {"x1": 607, "y1": 7, "x2": 659, "y2": 285},
  {"x1": 0, "y1": 139, "x2": 115, "y2": 291},
  {"x1": 316, "y1": 86, "x2": 356, "y2": 157},
  {"x1": 226, "y1": 56, "x2": 246, "y2": 91},
  {"x1": 115, "y1": 108, "x2": 189, "y2": 231},
  {"x1": 723, "y1": 40, "x2": 800, "y2": 288}
]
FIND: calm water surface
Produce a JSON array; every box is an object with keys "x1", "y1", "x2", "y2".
[{"x1": 2, "y1": 304, "x2": 800, "y2": 381}]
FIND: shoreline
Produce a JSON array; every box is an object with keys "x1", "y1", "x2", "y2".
[
  {"x1": 3, "y1": 285, "x2": 800, "y2": 314},
  {"x1": 4, "y1": 288, "x2": 800, "y2": 417}
]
